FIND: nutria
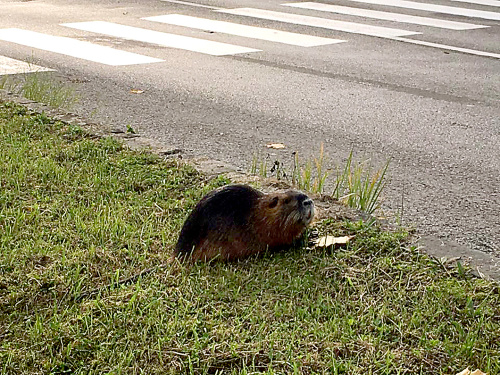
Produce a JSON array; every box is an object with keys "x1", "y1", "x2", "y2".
[
  {"x1": 174, "y1": 184, "x2": 315, "y2": 262},
  {"x1": 73, "y1": 185, "x2": 314, "y2": 301}
]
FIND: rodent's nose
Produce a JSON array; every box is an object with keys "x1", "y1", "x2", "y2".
[{"x1": 302, "y1": 198, "x2": 313, "y2": 208}]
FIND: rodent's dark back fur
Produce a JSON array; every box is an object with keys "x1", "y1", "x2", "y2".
[
  {"x1": 174, "y1": 184, "x2": 314, "y2": 262},
  {"x1": 175, "y1": 185, "x2": 263, "y2": 256}
]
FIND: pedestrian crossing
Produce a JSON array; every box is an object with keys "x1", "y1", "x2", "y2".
[
  {"x1": 451, "y1": 0, "x2": 500, "y2": 6},
  {"x1": 0, "y1": 0, "x2": 499, "y2": 75},
  {"x1": 0, "y1": 28, "x2": 163, "y2": 66},
  {"x1": 62, "y1": 21, "x2": 260, "y2": 56},
  {"x1": 283, "y1": 2, "x2": 488, "y2": 29},
  {"x1": 344, "y1": 0, "x2": 500, "y2": 20},
  {"x1": 143, "y1": 14, "x2": 345, "y2": 46},
  {"x1": 216, "y1": 7, "x2": 421, "y2": 38}
]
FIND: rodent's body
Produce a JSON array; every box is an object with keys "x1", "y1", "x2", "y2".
[{"x1": 174, "y1": 184, "x2": 315, "y2": 262}]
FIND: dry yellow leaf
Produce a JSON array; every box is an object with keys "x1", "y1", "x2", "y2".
[
  {"x1": 130, "y1": 89, "x2": 144, "y2": 94},
  {"x1": 266, "y1": 143, "x2": 285, "y2": 149},
  {"x1": 314, "y1": 235, "x2": 354, "y2": 248},
  {"x1": 455, "y1": 368, "x2": 488, "y2": 375}
]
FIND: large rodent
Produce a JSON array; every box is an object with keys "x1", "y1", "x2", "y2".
[
  {"x1": 174, "y1": 184, "x2": 315, "y2": 262},
  {"x1": 74, "y1": 185, "x2": 314, "y2": 300}
]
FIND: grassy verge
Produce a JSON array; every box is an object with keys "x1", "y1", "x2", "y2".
[
  {"x1": 0, "y1": 102, "x2": 499, "y2": 374},
  {"x1": 1, "y1": 72, "x2": 78, "y2": 110}
]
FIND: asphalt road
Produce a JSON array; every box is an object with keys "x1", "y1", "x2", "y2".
[{"x1": 1, "y1": 0, "x2": 499, "y2": 274}]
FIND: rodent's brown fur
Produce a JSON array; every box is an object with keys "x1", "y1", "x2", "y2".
[
  {"x1": 73, "y1": 185, "x2": 314, "y2": 301},
  {"x1": 174, "y1": 184, "x2": 315, "y2": 262}
]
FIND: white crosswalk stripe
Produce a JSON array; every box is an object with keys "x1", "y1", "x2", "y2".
[
  {"x1": 0, "y1": 55, "x2": 54, "y2": 75},
  {"x1": 451, "y1": 0, "x2": 500, "y2": 7},
  {"x1": 160, "y1": 0, "x2": 221, "y2": 10},
  {"x1": 216, "y1": 7, "x2": 420, "y2": 38},
  {"x1": 0, "y1": 28, "x2": 163, "y2": 66},
  {"x1": 283, "y1": 2, "x2": 488, "y2": 30},
  {"x1": 62, "y1": 21, "x2": 261, "y2": 56},
  {"x1": 392, "y1": 37, "x2": 500, "y2": 59},
  {"x1": 143, "y1": 14, "x2": 346, "y2": 46},
  {"x1": 343, "y1": 0, "x2": 500, "y2": 20}
]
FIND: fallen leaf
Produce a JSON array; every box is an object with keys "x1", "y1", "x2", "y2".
[
  {"x1": 314, "y1": 235, "x2": 354, "y2": 248},
  {"x1": 456, "y1": 368, "x2": 488, "y2": 375},
  {"x1": 266, "y1": 143, "x2": 285, "y2": 149},
  {"x1": 130, "y1": 89, "x2": 144, "y2": 94}
]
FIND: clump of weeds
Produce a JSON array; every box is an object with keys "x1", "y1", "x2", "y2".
[
  {"x1": 251, "y1": 144, "x2": 389, "y2": 215},
  {"x1": 1, "y1": 69, "x2": 78, "y2": 109}
]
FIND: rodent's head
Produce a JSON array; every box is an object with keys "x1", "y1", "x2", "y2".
[{"x1": 266, "y1": 190, "x2": 315, "y2": 228}]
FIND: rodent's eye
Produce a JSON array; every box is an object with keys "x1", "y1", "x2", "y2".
[{"x1": 269, "y1": 197, "x2": 279, "y2": 208}]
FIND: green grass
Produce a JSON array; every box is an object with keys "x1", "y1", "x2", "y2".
[
  {"x1": 0, "y1": 71, "x2": 77, "y2": 109},
  {"x1": 1, "y1": 101, "x2": 499, "y2": 374},
  {"x1": 251, "y1": 146, "x2": 389, "y2": 215},
  {"x1": 292, "y1": 143, "x2": 329, "y2": 194},
  {"x1": 332, "y1": 150, "x2": 390, "y2": 215}
]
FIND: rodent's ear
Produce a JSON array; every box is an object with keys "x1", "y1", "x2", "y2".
[{"x1": 268, "y1": 196, "x2": 279, "y2": 208}]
